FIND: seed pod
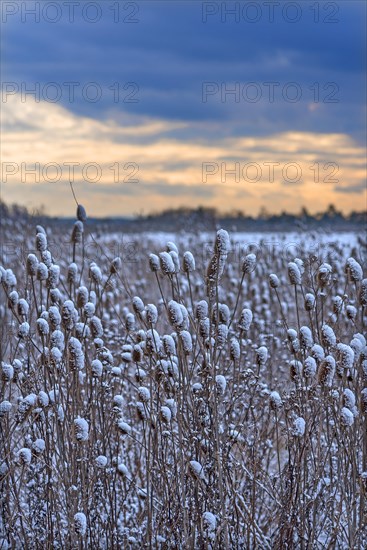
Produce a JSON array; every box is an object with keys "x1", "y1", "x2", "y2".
[
  {"x1": 74, "y1": 417, "x2": 89, "y2": 442},
  {"x1": 36, "y1": 232, "x2": 47, "y2": 252},
  {"x1": 360, "y1": 279, "x2": 367, "y2": 307},
  {"x1": 179, "y1": 330, "x2": 193, "y2": 354},
  {"x1": 215, "y1": 374, "x2": 226, "y2": 395},
  {"x1": 89, "y1": 262, "x2": 102, "y2": 285},
  {"x1": 183, "y1": 251, "x2": 195, "y2": 273},
  {"x1": 37, "y1": 263, "x2": 48, "y2": 281},
  {"x1": 168, "y1": 300, "x2": 183, "y2": 328},
  {"x1": 345, "y1": 257, "x2": 363, "y2": 282},
  {"x1": 68, "y1": 263, "x2": 78, "y2": 284},
  {"x1": 76, "y1": 204, "x2": 87, "y2": 222},
  {"x1": 269, "y1": 273, "x2": 279, "y2": 288},
  {"x1": 290, "y1": 360, "x2": 302, "y2": 381},
  {"x1": 269, "y1": 391, "x2": 283, "y2": 410},
  {"x1": 196, "y1": 300, "x2": 208, "y2": 321},
  {"x1": 146, "y1": 304, "x2": 158, "y2": 325},
  {"x1": 74, "y1": 512, "x2": 87, "y2": 536},
  {"x1": 90, "y1": 316, "x2": 103, "y2": 338},
  {"x1": 242, "y1": 253, "x2": 257, "y2": 275},
  {"x1": 318, "y1": 355, "x2": 335, "y2": 387},
  {"x1": 26, "y1": 254, "x2": 38, "y2": 276},
  {"x1": 340, "y1": 407, "x2": 354, "y2": 427},
  {"x1": 321, "y1": 324, "x2": 336, "y2": 350},
  {"x1": 288, "y1": 262, "x2": 301, "y2": 285},
  {"x1": 162, "y1": 335, "x2": 176, "y2": 356},
  {"x1": 149, "y1": 254, "x2": 159, "y2": 272},
  {"x1": 299, "y1": 326, "x2": 313, "y2": 350},
  {"x1": 229, "y1": 337, "x2": 240, "y2": 361},
  {"x1": 304, "y1": 293, "x2": 315, "y2": 311},
  {"x1": 238, "y1": 308, "x2": 252, "y2": 331},
  {"x1": 293, "y1": 417, "x2": 305, "y2": 437},
  {"x1": 256, "y1": 346, "x2": 268, "y2": 367},
  {"x1": 317, "y1": 263, "x2": 332, "y2": 288},
  {"x1": 110, "y1": 257, "x2": 122, "y2": 274},
  {"x1": 303, "y1": 356, "x2": 317, "y2": 378},
  {"x1": 159, "y1": 252, "x2": 175, "y2": 275},
  {"x1": 132, "y1": 296, "x2": 145, "y2": 314},
  {"x1": 76, "y1": 286, "x2": 89, "y2": 308}
]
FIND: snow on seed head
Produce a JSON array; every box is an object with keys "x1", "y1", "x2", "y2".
[
  {"x1": 239, "y1": 308, "x2": 252, "y2": 331},
  {"x1": 196, "y1": 300, "x2": 208, "y2": 321},
  {"x1": 8, "y1": 291, "x2": 18, "y2": 309},
  {"x1": 32, "y1": 439, "x2": 45, "y2": 454},
  {"x1": 162, "y1": 335, "x2": 176, "y2": 356},
  {"x1": 118, "y1": 420, "x2": 132, "y2": 435},
  {"x1": 179, "y1": 330, "x2": 193, "y2": 354},
  {"x1": 343, "y1": 388, "x2": 356, "y2": 411},
  {"x1": 166, "y1": 241, "x2": 178, "y2": 254},
  {"x1": 215, "y1": 375, "x2": 227, "y2": 396},
  {"x1": 332, "y1": 296, "x2": 343, "y2": 314},
  {"x1": 318, "y1": 355, "x2": 336, "y2": 387},
  {"x1": 288, "y1": 262, "x2": 301, "y2": 285},
  {"x1": 37, "y1": 318, "x2": 49, "y2": 337},
  {"x1": 145, "y1": 304, "x2": 158, "y2": 325},
  {"x1": 215, "y1": 229, "x2": 230, "y2": 256},
  {"x1": 138, "y1": 386, "x2": 150, "y2": 403},
  {"x1": 89, "y1": 262, "x2": 102, "y2": 285},
  {"x1": 269, "y1": 274, "x2": 280, "y2": 288},
  {"x1": 169, "y1": 250, "x2": 180, "y2": 272},
  {"x1": 360, "y1": 279, "x2": 367, "y2": 307},
  {"x1": 41, "y1": 250, "x2": 52, "y2": 268},
  {"x1": 321, "y1": 324, "x2": 336, "y2": 350},
  {"x1": 242, "y1": 253, "x2": 257, "y2": 275},
  {"x1": 345, "y1": 257, "x2": 363, "y2": 282},
  {"x1": 68, "y1": 337, "x2": 84, "y2": 370},
  {"x1": 230, "y1": 337, "x2": 240, "y2": 361},
  {"x1": 132, "y1": 296, "x2": 145, "y2": 314},
  {"x1": 4, "y1": 269, "x2": 16, "y2": 289},
  {"x1": 216, "y1": 324, "x2": 228, "y2": 349},
  {"x1": 117, "y1": 463, "x2": 129, "y2": 477},
  {"x1": 1, "y1": 362, "x2": 14, "y2": 382},
  {"x1": 76, "y1": 286, "x2": 89, "y2": 308},
  {"x1": 290, "y1": 360, "x2": 302, "y2": 381},
  {"x1": 91, "y1": 359, "x2": 103, "y2": 377},
  {"x1": 125, "y1": 313, "x2": 135, "y2": 332},
  {"x1": 51, "y1": 329, "x2": 64, "y2": 351},
  {"x1": 0, "y1": 401, "x2": 12, "y2": 417},
  {"x1": 47, "y1": 265, "x2": 60, "y2": 289},
  {"x1": 256, "y1": 346, "x2": 268, "y2": 367},
  {"x1": 311, "y1": 344, "x2": 325, "y2": 363},
  {"x1": 36, "y1": 232, "x2": 47, "y2": 252},
  {"x1": 159, "y1": 252, "x2": 175, "y2": 275},
  {"x1": 146, "y1": 329, "x2": 161, "y2": 353},
  {"x1": 269, "y1": 391, "x2": 283, "y2": 410},
  {"x1": 189, "y1": 460, "x2": 205, "y2": 480},
  {"x1": 74, "y1": 512, "x2": 87, "y2": 536},
  {"x1": 293, "y1": 417, "x2": 305, "y2": 437},
  {"x1": 90, "y1": 316, "x2": 103, "y2": 338},
  {"x1": 303, "y1": 356, "x2": 317, "y2": 378},
  {"x1": 74, "y1": 417, "x2": 89, "y2": 441},
  {"x1": 183, "y1": 251, "x2": 195, "y2": 273},
  {"x1": 218, "y1": 304, "x2": 230, "y2": 325},
  {"x1": 26, "y1": 254, "x2": 38, "y2": 276},
  {"x1": 38, "y1": 391, "x2": 49, "y2": 407},
  {"x1": 340, "y1": 407, "x2": 354, "y2": 427},
  {"x1": 202, "y1": 511, "x2": 216, "y2": 539},
  {"x1": 109, "y1": 257, "x2": 122, "y2": 275},
  {"x1": 37, "y1": 263, "x2": 48, "y2": 281},
  {"x1": 160, "y1": 406, "x2": 172, "y2": 423},
  {"x1": 361, "y1": 389, "x2": 367, "y2": 414},
  {"x1": 96, "y1": 455, "x2": 107, "y2": 468},
  {"x1": 317, "y1": 263, "x2": 332, "y2": 287},
  {"x1": 17, "y1": 448, "x2": 32, "y2": 466},
  {"x1": 149, "y1": 254, "x2": 160, "y2": 272},
  {"x1": 71, "y1": 221, "x2": 83, "y2": 244},
  {"x1": 18, "y1": 322, "x2": 30, "y2": 339},
  {"x1": 346, "y1": 305, "x2": 357, "y2": 321},
  {"x1": 336, "y1": 343, "x2": 354, "y2": 372},
  {"x1": 299, "y1": 326, "x2": 313, "y2": 350},
  {"x1": 168, "y1": 300, "x2": 183, "y2": 328},
  {"x1": 304, "y1": 293, "x2": 316, "y2": 311}
]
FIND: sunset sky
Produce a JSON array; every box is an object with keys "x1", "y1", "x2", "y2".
[{"x1": 1, "y1": 0, "x2": 366, "y2": 217}]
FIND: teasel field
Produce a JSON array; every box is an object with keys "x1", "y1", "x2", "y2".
[{"x1": 1, "y1": 203, "x2": 366, "y2": 549}]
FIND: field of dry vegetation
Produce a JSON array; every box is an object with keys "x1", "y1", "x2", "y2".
[{"x1": 1, "y1": 205, "x2": 366, "y2": 549}]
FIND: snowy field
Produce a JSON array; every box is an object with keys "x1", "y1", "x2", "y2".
[{"x1": 1, "y1": 211, "x2": 366, "y2": 548}]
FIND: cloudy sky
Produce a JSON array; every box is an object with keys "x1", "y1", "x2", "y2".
[{"x1": 2, "y1": 0, "x2": 366, "y2": 217}]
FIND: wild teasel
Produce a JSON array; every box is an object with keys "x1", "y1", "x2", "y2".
[
  {"x1": 288, "y1": 262, "x2": 301, "y2": 285},
  {"x1": 345, "y1": 257, "x2": 363, "y2": 283},
  {"x1": 318, "y1": 355, "x2": 336, "y2": 387}
]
